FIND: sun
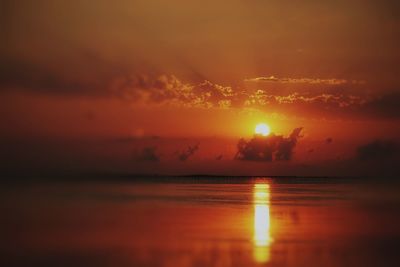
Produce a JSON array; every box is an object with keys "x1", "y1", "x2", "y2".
[{"x1": 255, "y1": 123, "x2": 271, "y2": 136}]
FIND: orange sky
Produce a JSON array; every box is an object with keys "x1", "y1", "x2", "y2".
[{"x1": 1, "y1": 0, "x2": 400, "y2": 176}]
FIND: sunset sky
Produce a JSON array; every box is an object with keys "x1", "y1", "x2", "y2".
[{"x1": 1, "y1": 0, "x2": 399, "y2": 177}]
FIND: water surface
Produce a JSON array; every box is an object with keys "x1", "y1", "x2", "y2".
[{"x1": 1, "y1": 177, "x2": 400, "y2": 267}]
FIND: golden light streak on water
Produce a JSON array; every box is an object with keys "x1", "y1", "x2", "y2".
[{"x1": 253, "y1": 183, "x2": 272, "y2": 263}]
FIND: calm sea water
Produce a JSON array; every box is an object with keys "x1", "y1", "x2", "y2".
[{"x1": 1, "y1": 177, "x2": 400, "y2": 267}]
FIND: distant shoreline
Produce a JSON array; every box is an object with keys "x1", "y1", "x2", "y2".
[{"x1": 1, "y1": 171, "x2": 390, "y2": 184}]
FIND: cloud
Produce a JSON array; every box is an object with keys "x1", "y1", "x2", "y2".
[
  {"x1": 243, "y1": 75, "x2": 369, "y2": 101},
  {"x1": 357, "y1": 140, "x2": 399, "y2": 161},
  {"x1": 0, "y1": 47, "x2": 122, "y2": 95},
  {"x1": 113, "y1": 74, "x2": 400, "y2": 119},
  {"x1": 325, "y1": 137, "x2": 333, "y2": 144},
  {"x1": 362, "y1": 92, "x2": 400, "y2": 119},
  {"x1": 235, "y1": 127, "x2": 303, "y2": 161},
  {"x1": 2, "y1": 59, "x2": 400, "y2": 120},
  {"x1": 242, "y1": 91, "x2": 400, "y2": 119},
  {"x1": 135, "y1": 146, "x2": 160, "y2": 162},
  {"x1": 178, "y1": 143, "x2": 199, "y2": 161},
  {"x1": 112, "y1": 74, "x2": 234, "y2": 109},
  {"x1": 244, "y1": 76, "x2": 352, "y2": 85},
  {"x1": 112, "y1": 74, "x2": 368, "y2": 112},
  {"x1": 112, "y1": 74, "x2": 194, "y2": 104},
  {"x1": 276, "y1": 127, "x2": 303, "y2": 160},
  {"x1": 0, "y1": 60, "x2": 99, "y2": 94}
]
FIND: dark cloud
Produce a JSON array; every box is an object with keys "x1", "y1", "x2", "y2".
[
  {"x1": 135, "y1": 147, "x2": 160, "y2": 162},
  {"x1": 0, "y1": 60, "x2": 93, "y2": 94},
  {"x1": 362, "y1": 92, "x2": 400, "y2": 119},
  {"x1": 178, "y1": 143, "x2": 199, "y2": 161},
  {"x1": 357, "y1": 140, "x2": 399, "y2": 161},
  {"x1": 325, "y1": 138, "x2": 333, "y2": 144},
  {"x1": 235, "y1": 128, "x2": 303, "y2": 162},
  {"x1": 275, "y1": 128, "x2": 303, "y2": 160},
  {"x1": 0, "y1": 46, "x2": 123, "y2": 95}
]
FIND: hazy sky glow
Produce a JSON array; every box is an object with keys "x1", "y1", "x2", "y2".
[{"x1": 1, "y1": 0, "x2": 399, "y2": 176}]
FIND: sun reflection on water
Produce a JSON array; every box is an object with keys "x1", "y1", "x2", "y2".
[{"x1": 253, "y1": 183, "x2": 272, "y2": 263}]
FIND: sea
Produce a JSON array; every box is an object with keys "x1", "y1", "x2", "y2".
[{"x1": 1, "y1": 176, "x2": 400, "y2": 267}]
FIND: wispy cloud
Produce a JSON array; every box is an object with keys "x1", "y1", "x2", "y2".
[
  {"x1": 178, "y1": 143, "x2": 200, "y2": 161},
  {"x1": 244, "y1": 76, "x2": 354, "y2": 85},
  {"x1": 111, "y1": 74, "x2": 400, "y2": 119},
  {"x1": 2, "y1": 63, "x2": 399, "y2": 120}
]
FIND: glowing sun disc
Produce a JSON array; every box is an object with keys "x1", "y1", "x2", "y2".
[{"x1": 255, "y1": 123, "x2": 271, "y2": 136}]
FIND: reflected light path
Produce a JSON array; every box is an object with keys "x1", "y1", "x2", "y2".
[{"x1": 253, "y1": 183, "x2": 272, "y2": 263}]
